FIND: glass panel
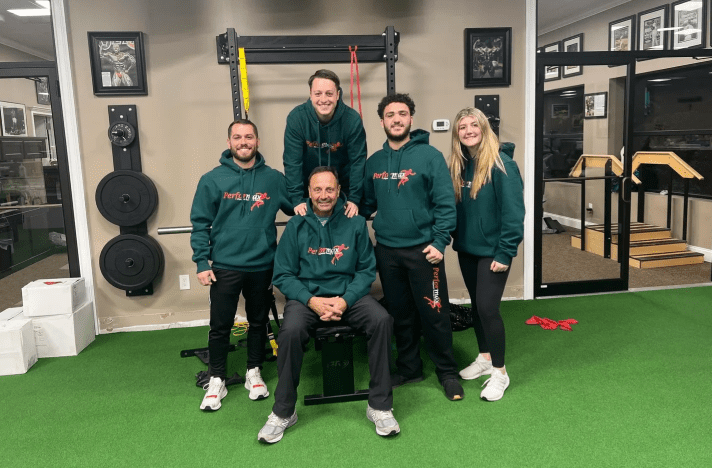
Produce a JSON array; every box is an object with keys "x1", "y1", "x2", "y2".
[
  {"x1": 0, "y1": 3, "x2": 55, "y2": 62},
  {"x1": 540, "y1": 65, "x2": 624, "y2": 286},
  {"x1": 0, "y1": 77, "x2": 68, "y2": 311}
]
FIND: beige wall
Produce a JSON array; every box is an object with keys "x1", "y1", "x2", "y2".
[
  {"x1": 539, "y1": 0, "x2": 712, "y2": 253},
  {"x1": 0, "y1": 43, "x2": 44, "y2": 62},
  {"x1": 63, "y1": 0, "x2": 527, "y2": 331}
]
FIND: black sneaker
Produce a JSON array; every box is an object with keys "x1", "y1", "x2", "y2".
[
  {"x1": 390, "y1": 373, "x2": 424, "y2": 389},
  {"x1": 442, "y1": 378, "x2": 464, "y2": 401}
]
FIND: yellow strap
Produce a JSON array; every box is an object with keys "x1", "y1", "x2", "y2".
[{"x1": 238, "y1": 48, "x2": 250, "y2": 115}]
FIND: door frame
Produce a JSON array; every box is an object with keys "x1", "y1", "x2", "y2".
[
  {"x1": 0, "y1": 63, "x2": 80, "y2": 277},
  {"x1": 534, "y1": 49, "x2": 712, "y2": 297}
]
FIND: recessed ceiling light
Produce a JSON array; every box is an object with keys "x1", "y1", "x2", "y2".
[
  {"x1": 648, "y1": 78, "x2": 672, "y2": 82},
  {"x1": 8, "y1": 9, "x2": 50, "y2": 17},
  {"x1": 36, "y1": 1, "x2": 51, "y2": 8}
]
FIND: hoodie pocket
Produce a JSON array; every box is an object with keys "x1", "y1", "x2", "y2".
[
  {"x1": 373, "y1": 209, "x2": 419, "y2": 243},
  {"x1": 476, "y1": 219, "x2": 496, "y2": 248},
  {"x1": 212, "y1": 227, "x2": 272, "y2": 266}
]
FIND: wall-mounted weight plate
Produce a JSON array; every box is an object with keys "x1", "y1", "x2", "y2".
[
  {"x1": 108, "y1": 121, "x2": 136, "y2": 147},
  {"x1": 96, "y1": 170, "x2": 158, "y2": 226},
  {"x1": 99, "y1": 234, "x2": 164, "y2": 291}
]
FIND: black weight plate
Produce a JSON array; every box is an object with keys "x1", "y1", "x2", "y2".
[
  {"x1": 100, "y1": 234, "x2": 164, "y2": 291},
  {"x1": 95, "y1": 170, "x2": 158, "y2": 226}
]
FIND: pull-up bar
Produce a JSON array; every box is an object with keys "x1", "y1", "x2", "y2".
[{"x1": 216, "y1": 26, "x2": 400, "y2": 120}]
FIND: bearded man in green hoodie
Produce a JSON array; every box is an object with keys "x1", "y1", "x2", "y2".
[
  {"x1": 258, "y1": 167, "x2": 398, "y2": 444},
  {"x1": 362, "y1": 93, "x2": 464, "y2": 402},
  {"x1": 282, "y1": 69, "x2": 366, "y2": 219},
  {"x1": 190, "y1": 119, "x2": 293, "y2": 411}
]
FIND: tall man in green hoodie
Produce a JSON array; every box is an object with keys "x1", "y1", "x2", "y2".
[
  {"x1": 283, "y1": 69, "x2": 366, "y2": 218},
  {"x1": 362, "y1": 94, "x2": 464, "y2": 401},
  {"x1": 258, "y1": 167, "x2": 397, "y2": 444},
  {"x1": 190, "y1": 119, "x2": 293, "y2": 411}
]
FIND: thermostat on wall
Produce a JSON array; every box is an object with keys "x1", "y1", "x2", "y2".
[{"x1": 432, "y1": 119, "x2": 450, "y2": 132}]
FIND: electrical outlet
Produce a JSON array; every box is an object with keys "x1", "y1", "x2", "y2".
[
  {"x1": 179, "y1": 275, "x2": 190, "y2": 290},
  {"x1": 588, "y1": 203, "x2": 593, "y2": 209}
]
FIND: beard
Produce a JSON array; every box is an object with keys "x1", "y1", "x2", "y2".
[
  {"x1": 384, "y1": 123, "x2": 411, "y2": 142},
  {"x1": 230, "y1": 145, "x2": 257, "y2": 163}
]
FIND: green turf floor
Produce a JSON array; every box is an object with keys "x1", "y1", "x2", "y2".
[{"x1": 1, "y1": 287, "x2": 711, "y2": 467}]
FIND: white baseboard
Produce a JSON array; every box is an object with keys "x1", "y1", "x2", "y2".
[
  {"x1": 543, "y1": 212, "x2": 595, "y2": 230},
  {"x1": 686, "y1": 245, "x2": 712, "y2": 263}
]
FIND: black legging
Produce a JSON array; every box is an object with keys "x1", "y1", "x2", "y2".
[{"x1": 457, "y1": 252, "x2": 509, "y2": 368}]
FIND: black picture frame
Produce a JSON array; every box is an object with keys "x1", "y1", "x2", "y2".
[
  {"x1": 637, "y1": 5, "x2": 669, "y2": 51},
  {"x1": 671, "y1": 0, "x2": 706, "y2": 50},
  {"x1": 562, "y1": 34, "x2": 584, "y2": 77},
  {"x1": 35, "y1": 77, "x2": 50, "y2": 105},
  {"x1": 584, "y1": 92, "x2": 608, "y2": 119},
  {"x1": 87, "y1": 31, "x2": 147, "y2": 96},
  {"x1": 609, "y1": 15, "x2": 636, "y2": 51},
  {"x1": 464, "y1": 28, "x2": 512, "y2": 88},
  {"x1": 540, "y1": 41, "x2": 561, "y2": 82}
]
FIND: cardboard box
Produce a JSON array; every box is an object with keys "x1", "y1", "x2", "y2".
[
  {"x1": 22, "y1": 277, "x2": 87, "y2": 317},
  {"x1": 23, "y1": 301, "x2": 96, "y2": 358},
  {"x1": 0, "y1": 308, "x2": 38, "y2": 376}
]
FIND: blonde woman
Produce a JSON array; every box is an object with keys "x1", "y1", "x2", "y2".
[{"x1": 448, "y1": 107, "x2": 524, "y2": 401}]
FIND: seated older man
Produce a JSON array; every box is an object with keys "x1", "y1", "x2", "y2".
[{"x1": 258, "y1": 166, "x2": 397, "y2": 444}]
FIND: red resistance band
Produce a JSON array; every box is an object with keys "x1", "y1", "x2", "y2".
[
  {"x1": 526, "y1": 316, "x2": 578, "y2": 331},
  {"x1": 349, "y1": 46, "x2": 362, "y2": 118}
]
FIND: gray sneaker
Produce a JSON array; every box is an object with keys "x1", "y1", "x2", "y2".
[
  {"x1": 367, "y1": 405, "x2": 400, "y2": 437},
  {"x1": 258, "y1": 411, "x2": 298, "y2": 444}
]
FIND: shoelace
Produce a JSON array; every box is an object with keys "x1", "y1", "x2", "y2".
[
  {"x1": 482, "y1": 372, "x2": 507, "y2": 391},
  {"x1": 371, "y1": 409, "x2": 394, "y2": 423},
  {"x1": 267, "y1": 413, "x2": 292, "y2": 428}
]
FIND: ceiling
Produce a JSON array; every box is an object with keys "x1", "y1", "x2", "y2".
[
  {"x1": 0, "y1": 0, "x2": 54, "y2": 60},
  {"x1": 0, "y1": 1, "x2": 634, "y2": 60}
]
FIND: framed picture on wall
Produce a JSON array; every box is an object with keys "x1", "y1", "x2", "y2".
[
  {"x1": 0, "y1": 102, "x2": 28, "y2": 137},
  {"x1": 540, "y1": 41, "x2": 561, "y2": 81},
  {"x1": 562, "y1": 34, "x2": 584, "y2": 77},
  {"x1": 584, "y1": 92, "x2": 608, "y2": 119},
  {"x1": 609, "y1": 16, "x2": 636, "y2": 51},
  {"x1": 638, "y1": 5, "x2": 669, "y2": 51},
  {"x1": 464, "y1": 27, "x2": 512, "y2": 88},
  {"x1": 671, "y1": 0, "x2": 706, "y2": 49},
  {"x1": 87, "y1": 31, "x2": 148, "y2": 96},
  {"x1": 35, "y1": 77, "x2": 50, "y2": 105}
]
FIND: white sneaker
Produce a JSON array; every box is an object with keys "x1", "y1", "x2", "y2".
[
  {"x1": 200, "y1": 376, "x2": 227, "y2": 411},
  {"x1": 367, "y1": 405, "x2": 400, "y2": 437},
  {"x1": 245, "y1": 367, "x2": 269, "y2": 400},
  {"x1": 460, "y1": 354, "x2": 493, "y2": 380},
  {"x1": 480, "y1": 368, "x2": 510, "y2": 401},
  {"x1": 258, "y1": 411, "x2": 298, "y2": 444}
]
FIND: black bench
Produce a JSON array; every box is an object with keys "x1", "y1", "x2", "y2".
[{"x1": 304, "y1": 322, "x2": 369, "y2": 406}]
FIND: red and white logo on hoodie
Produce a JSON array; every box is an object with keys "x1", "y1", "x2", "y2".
[
  {"x1": 222, "y1": 191, "x2": 270, "y2": 210},
  {"x1": 250, "y1": 192, "x2": 270, "y2": 211},
  {"x1": 307, "y1": 244, "x2": 350, "y2": 264},
  {"x1": 372, "y1": 169, "x2": 417, "y2": 187}
]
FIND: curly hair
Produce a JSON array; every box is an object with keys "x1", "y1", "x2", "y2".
[{"x1": 377, "y1": 93, "x2": 415, "y2": 119}]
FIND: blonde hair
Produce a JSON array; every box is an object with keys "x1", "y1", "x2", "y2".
[{"x1": 448, "y1": 107, "x2": 506, "y2": 202}]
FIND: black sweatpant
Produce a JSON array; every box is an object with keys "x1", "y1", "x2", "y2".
[
  {"x1": 208, "y1": 267, "x2": 273, "y2": 380},
  {"x1": 272, "y1": 295, "x2": 393, "y2": 418},
  {"x1": 374, "y1": 242, "x2": 459, "y2": 382},
  {"x1": 457, "y1": 252, "x2": 509, "y2": 368}
]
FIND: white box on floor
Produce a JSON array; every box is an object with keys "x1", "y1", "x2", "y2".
[
  {"x1": 0, "y1": 308, "x2": 38, "y2": 376},
  {"x1": 22, "y1": 277, "x2": 87, "y2": 317},
  {"x1": 24, "y1": 301, "x2": 96, "y2": 358}
]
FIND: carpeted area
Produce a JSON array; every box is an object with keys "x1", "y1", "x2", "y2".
[
  {"x1": 1, "y1": 287, "x2": 710, "y2": 467},
  {"x1": 542, "y1": 227, "x2": 711, "y2": 288}
]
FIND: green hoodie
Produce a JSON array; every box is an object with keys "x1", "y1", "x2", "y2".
[
  {"x1": 272, "y1": 197, "x2": 376, "y2": 308},
  {"x1": 282, "y1": 96, "x2": 367, "y2": 207},
  {"x1": 452, "y1": 143, "x2": 525, "y2": 266},
  {"x1": 362, "y1": 130, "x2": 456, "y2": 253},
  {"x1": 190, "y1": 150, "x2": 292, "y2": 273}
]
